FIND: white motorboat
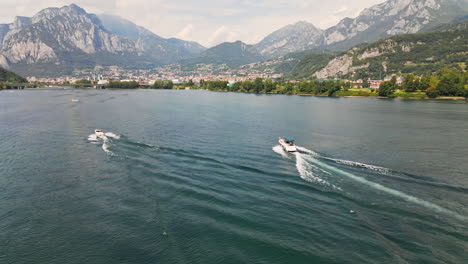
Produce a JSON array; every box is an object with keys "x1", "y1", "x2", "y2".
[
  {"x1": 72, "y1": 99, "x2": 79, "y2": 102},
  {"x1": 279, "y1": 137, "x2": 297, "y2": 152},
  {"x1": 95, "y1": 129, "x2": 104, "y2": 137}
]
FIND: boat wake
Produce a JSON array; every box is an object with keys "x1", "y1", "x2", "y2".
[
  {"x1": 88, "y1": 131, "x2": 120, "y2": 155},
  {"x1": 273, "y1": 145, "x2": 466, "y2": 221},
  {"x1": 272, "y1": 145, "x2": 290, "y2": 159}
]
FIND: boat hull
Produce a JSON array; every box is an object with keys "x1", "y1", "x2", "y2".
[
  {"x1": 279, "y1": 139, "x2": 297, "y2": 152},
  {"x1": 95, "y1": 130, "x2": 104, "y2": 137}
]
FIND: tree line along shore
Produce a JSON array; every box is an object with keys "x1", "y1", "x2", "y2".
[
  {"x1": 99, "y1": 67, "x2": 467, "y2": 99},
  {"x1": 2, "y1": 67, "x2": 467, "y2": 100}
]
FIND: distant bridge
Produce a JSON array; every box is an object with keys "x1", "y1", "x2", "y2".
[
  {"x1": 44, "y1": 84, "x2": 107, "y2": 89},
  {"x1": 2, "y1": 83, "x2": 38, "y2": 89},
  {"x1": 2, "y1": 83, "x2": 108, "y2": 90}
]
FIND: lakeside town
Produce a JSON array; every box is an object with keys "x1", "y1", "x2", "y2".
[
  {"x1": 25, "y1": 64, "x2": 284, "y2": 87},
  {"x1": 24, "y1": 63, "x2": 399, "y2": 90}
]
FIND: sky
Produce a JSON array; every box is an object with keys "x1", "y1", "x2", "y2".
[{"x1": 0, "y1": 0, "x2": 385, "y2": 47}]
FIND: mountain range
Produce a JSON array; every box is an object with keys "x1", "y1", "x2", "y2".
[
  {"x1": 288, "y1": 23, "x2": 467, "y2": 79},
  {"x1": 0, "y1": 0, "x2": 466, "y2": 77},
  {"x1": 0, "y1": 4, "x2": 206, "y2": 76},
  {"x1": 254, "y1": 0, "x2": 468, "y2": 57}
]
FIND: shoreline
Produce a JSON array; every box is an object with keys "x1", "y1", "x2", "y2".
[
  {"x1": 6, "y1": 87, "x2": 467, "y2": 101},
  {"x1": 198, "y1": 89, "x2": 468, "y2": 101}
]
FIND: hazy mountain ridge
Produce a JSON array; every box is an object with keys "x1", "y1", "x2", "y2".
[
  {"x1": 98, "y1": 14, "x2": 206, "y2": 61},
  {"x1": 180, "y1": 41, "x2": 263, "y2": 68}
]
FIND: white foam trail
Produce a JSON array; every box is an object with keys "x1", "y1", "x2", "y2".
[
  {"x1": 325, "y1": 157, "x2": 390, "y2": 173},
  {"x1": 88, "y1": 134, "x2": 98, "y2": 141},
  {"x1": 105, "y1": 132, "x2": 120, "y2": 139},
  {"x1": 88, "y1": 132, "x2": 119, "y2": 155},
  {"x1": 295, "y1": 153, "x2": 322, "y2": 183},
  {"x1": 102, "y1": 140, "x2": 111, "y2": 153},
  {"x1": 296, "y1": 146, "x2": 320, "y2": 157},
  {"x1": 312, "y1": 158, "x2": 466, "y2": 221},
  {"x1": 287, "y1": 145, "x2": 465, "y2": 220},
  {"x1": 272, "y1": 145, "x2": 289, "y2": 159},
  {"x1": 273, "y1": 145, "x2": 340, "y2": 190},
  {"x1": 297, "y1": 145, "x2": 389, "y2": 173},
  {"x1": 295, "y1": 152, "x2": 341, "y2": 190}
]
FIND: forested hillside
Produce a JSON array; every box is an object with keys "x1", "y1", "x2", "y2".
[
  {"x1": 289, "y1": 26, "x2": 467, "y2": 79},
  {"x1": 0, "y1": 67, "x2": 27, "y2": 83}
]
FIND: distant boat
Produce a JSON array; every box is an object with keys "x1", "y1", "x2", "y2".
[
  {"x1": 72, "y1": 99, "x2": 79, "y2": 102},
  {"x1": 279, "y1": 137, "x2": 297, "y2": 152}
]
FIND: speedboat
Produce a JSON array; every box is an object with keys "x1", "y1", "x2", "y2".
[
  {"x1": 279, "y1": 137, "x2": 297, "y2": 152},
  {"x1": 95, "y1": 129, "x2": 104, "y2": 137},
  {"x1": 72, "y1": 99, "x2": 79, "y2": 102}
]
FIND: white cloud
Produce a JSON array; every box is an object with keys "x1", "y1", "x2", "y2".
[
  {"x1": 175, "y1": 24, "x2": 193, "y2": 39},
  {"x1": 0, "y1": 0, "x2": 385, "y2": 47},
  {"x1": 206, "y1": 26, "x2": 240, "y2": 46}
]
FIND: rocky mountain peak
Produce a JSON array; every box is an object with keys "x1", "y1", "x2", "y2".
[
  {"x1": 254, "y1": 0, "x2": 467, "y2": 55},
  {"x1": 12, "y1": 17, "x2": 32, "y2": 29},
  {"x1": 323, "y1": 0, "x2": 467, "y2": 49},
  {"x1": 254, "y1": 20, "x2": 325, "y2": 58},
  {"x1": 0, "y1": 4, "x2": 206, "y2": 74}
]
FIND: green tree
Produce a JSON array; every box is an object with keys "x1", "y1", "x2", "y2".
[
  {"x1": 284, "y1": 83, "x2": 294, "y2": 94},
  {"x1": 390, "y1": 76, "x2": 398, "y2": 90},
  {"x1": 327, "y1": 81, "x2": 341, "y2": 96},
  {"x1": 403, "y1": 74, "x2": 416, "y2": 92},
  {"x1": 436, "y1": 68, "x2": 464, "y2": 96},
  {"x1": 419, "y1": 75, "x2": 431, "y2": 91},
  {"x1": 378, "y1": 81, "x2": 396, "y2": 96},
  {"x1": 362, "y1": 78, "x2": 370, "y2": 88},
  {"x1": 264, "y1": 79, "x2": 275, "y2": 93},
  {"x1": 253, "y1": 78, "x2": 263, "y2": 93}
]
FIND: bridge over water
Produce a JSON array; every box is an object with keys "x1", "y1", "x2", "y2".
[{"x1": 2, "y1": 83, "x2": 106, "y2": 89}]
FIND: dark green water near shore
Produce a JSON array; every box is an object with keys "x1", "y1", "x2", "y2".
[{"x1": 1, "y1": 89, "x2": 467, "y2": 263}]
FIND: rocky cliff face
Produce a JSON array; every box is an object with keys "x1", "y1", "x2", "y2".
[
  {"x1": 0, "y1": 4, "x2": 137, "y2": 68},
  {"x1": 324, "y1": 0, "x2": 467, "y2": 49},
  {"x1": 0, "y1": 4, "x2": 205, "y2": 71},
  {"x1": 256, "y1": 0, "x2": 468, "y2": 55}
]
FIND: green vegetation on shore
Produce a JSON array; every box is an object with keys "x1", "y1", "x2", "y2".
[
  {"x1": 106, "y1": 80, "x2": 140, "y2": 89},
  {"x1": 195, "y1": 67, "x2": 468, "y2": 99}
]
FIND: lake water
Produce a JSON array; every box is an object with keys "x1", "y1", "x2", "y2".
[{"x1": 1, "y1": 89, "x2": 467, "y2": 263}]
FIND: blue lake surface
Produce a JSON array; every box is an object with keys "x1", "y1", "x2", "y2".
[{"x1": 1, "y1": 88, "x2": 467, "y2": 263}]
